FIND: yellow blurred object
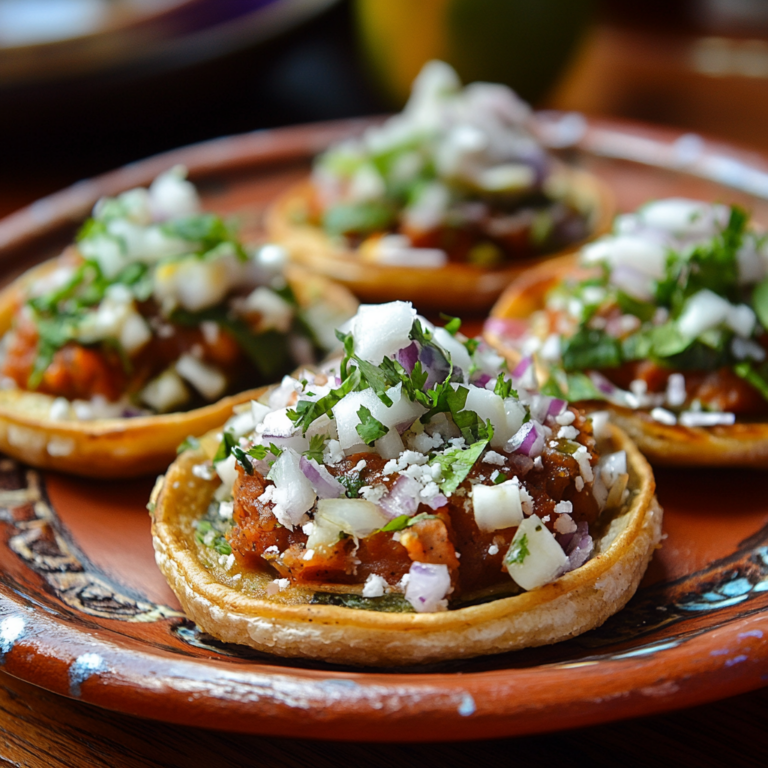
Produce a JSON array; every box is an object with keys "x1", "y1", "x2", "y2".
[{"x1": 355, "y1": 0, "x2": 593, "y2": 106}]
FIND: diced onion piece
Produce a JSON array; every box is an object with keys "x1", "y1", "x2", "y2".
[
  {"x1": 507, "y1": 421, "x2": 545, "y2": 458},
  {"x1": 305, "y1": 518, "x2": 342, "y2": 551},
  {"x1": 139, "y1": 368, "x2": 190, "y2": 413},
  {"x1": 331, "y1": 388, "x2": 382, "y2": 451},
  {"x1": 638, "y1": 198, "x2": 727, "y2": 237},
  {"x1": 315, "y1": 498, "x2": 389, "y2": 538},
  {"x1": 598, "y1": 450, "x2": 627, "y2": 489},
  {"x1": 242, "y1": 287, "x2": 294, "y2": 333},
  {"x1": 299, "y1": 456, "x2": 344, "y2": 499},
  {"x1": 153, "y1": 254, "x2": 239, "y2": 313},
  {"x1": 605, "y1": 473, "x2": 629, "y2": 509},
  {"x1": 214, "y1": 454, "x2": 238, "y2": 489},
  {"x1": 462, "y1": 385, "x2": 510, "y2": 449},
  {"x1": 581, "y1": 235, "x2": 667, "y2": 280},
  {"x1": 404, "y1": 562, "x2": 451, "y2": 613},
  {"x1": 120, "y1": 312, "x2": 152, "y2": 354},
  {"x1": 505, "y1": 515, "x2": 568, "y2": 591},
  {"x1": 175, "y1": 354, "x2": 227, "y2": 401},
  {"x1": 378, "y1": 475, "x2": 421, "y2": 519},
  {"x1": 148, "y1": 166, "x2": 201, "y2": 220},
  {"x1": 677, "y1": 290, "x2": 733, "y2": 339},
  {"x1": 376, "y1": 428, "x2": 404, "y2": 459},
  {"x1": 349, "y1": 302, "x2": 417, "y2": 364},
  {"x1": 472, "y1": 479, "x2": 524, "y2": 532},
  {"x1": 268, "y1": 448, "x2": 317, "y2": 528}
]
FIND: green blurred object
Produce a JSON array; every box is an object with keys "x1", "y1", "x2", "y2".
[{"x1": 354, "y1": 0, "x2": 594, "y2": 106}]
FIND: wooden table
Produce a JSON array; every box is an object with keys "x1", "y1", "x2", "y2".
[{"x1": 0, "y1": 668, "x2": 765, "y2": 766}]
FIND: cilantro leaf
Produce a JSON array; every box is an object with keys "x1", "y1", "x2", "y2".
[
  {"x1": 429, "y1": 438, "x2": 489, "y2": 495},
  {"x1": 734, "y1": 361, "x2": 768, "y2": 402},
  {"x1": 378, "y1": 512, "x2": 440, "y2": 533},
  {"x1": 288, "y1": 367, "x2": 362, "y2": 434},
  {"x1": 493, "y1": 373, "x2": 517, "y2": 399},
  {"x1": 213, "y1": 431, "x2": 237, "y2": 464},
  {"x1": 304, "y1": 434, "x2": 327, "y2": 463},
  {"x1": 355, "y1": 405, "x2": 389, "y2": 445},
  {"x1": 752, "y1": 276, "x2": 768, "y2": 331},
  {"x1": 440, "y1": 315, "x2": 462, "y2": 335},
  {"x1": 561, "y1": 328, "x2": 622, "y2": 371},
  {"x1": 493, "y1": 472, "x2": 508, "y2": 485}
]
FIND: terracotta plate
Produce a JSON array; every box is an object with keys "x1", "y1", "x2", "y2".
[{"x1": 1, "y1": 119, "x2": 768, "y2": 742}]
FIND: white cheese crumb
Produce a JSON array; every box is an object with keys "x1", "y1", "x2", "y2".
[
  {"x1": 323, "y1": 439, "x2": 344, "y2": 465},
  {"x1": 533, "y1": 456, "x2": 544, "y2": 470},
  {"x1": 651, "y1": 407, "x2": 677, "y2": 425},
  {"x1": 263, "y1": 545, "x2": 279, "y2": 556},
  {"x1": 218, "y1": 501, "x2": 234, "y2": 519},
  {"x1": 192, "y1": 463, "x2": 215, "y2": 481},
  {"x1": 666, "y1": 373, "x2": 687, "y2": 407},
  {"x1": 555, "y1": 410, "x2": 575, "y2": 426},
  {"x1": 362, "y1": 573, "x2": 388, "y2": 598},
  {"x1": 48, "y1": 397, "x2": 71, "y2": 421},
  {"x1": 266, "y1": 578, "x2": 290, "y2": 596},
  {"x1": 557, "y1": 425, "x2": 579, "y2": 440},
  {"x1": 353, "y1": 459, "x2": 367, "y2": 473},
  {"x1": 490, "y1": 470, "x2": 500, "y2": 482},
  {"x1": 554, "y1": 500, "x2": 573, "y2": 515},
  {"x1": 303, "y1": 549, "x2": 315, "y2": 561},
  {"x1": 574, "y1": 445, "x2": 594, "y2": 483},
  {"x1": 554, "y1": 514, "x2": 577, "y2": 534},
  {"x1": 575, "y1": 476, "x2": 584, "y2": 492},
  {"x1": 360, "y1": 484, "x2": 387, "y2": 503},
  {"x1": 482, "y1": 450, "x2": 506, "y2": 466},
  {"x1": 301, "y1": 522, "x2": 315, "y2": 536},
  {"x1": 488, "y1": 544, "x2": 499, "y2": 556}
]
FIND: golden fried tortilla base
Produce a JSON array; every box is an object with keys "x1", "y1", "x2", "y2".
[
  {"x1": 265, "y1": 166, "x2": 614, "y2": 312},
  {"x1": 151, "y1": 424, "x2": 661, "y2": 666},
  {"x1": 0, "y1": 260, "x2": 357, "y2": 478},
  {"x1": 487, "y1": 260, "x2": 768, "y2": 468}
]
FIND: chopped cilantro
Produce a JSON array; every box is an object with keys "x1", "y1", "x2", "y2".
[
  {"x1": 355, "y1": 405, "x2": 389, "y2": 445},
  {"x1": 493, "y1": 472, "x2": 508, "y2": 485},
  {"x1": 304, "y1": 434, "x2": 327, "y2": 463},
  {"x1": 213, "y1": 431, "x2": 237, "y2": 464},
  {"x1": 440, "y1": 315, "x2": 462, "y2": 335},
  {"x1": 561, "y1": 328, "x2": 622, "y2": 371},
  {"x1": 429, "y1": 438, "x2": 489, "y2": 495},
  {"x1": 493, "y1": 373, "x2": 517, "y2": 399},
  {"x1": 339, "y1": 473, "x2": 366, "y2": 499},
  {"x1": 378, "y1": 512, "x2": 439, "y2": 533},
  {"x1": 734, "y1": 361, "x2": 768, "y2": 402},
  {"x1": 504, "y1": 533, "x2": 530, "y2": 567}
]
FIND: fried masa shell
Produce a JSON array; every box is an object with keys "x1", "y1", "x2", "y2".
[
  {"x1": 487, "y1": 259, "x2": 768, "y2": 468},
  {"x1": 265, "y1": 167, "x2": 615, "y2": 312},
  {"x1": 0, "y1": 260, "x2": 357, "y2": 478},
  {"x1": 150, "y1": 418, "x2": 661, "y2": 667}
]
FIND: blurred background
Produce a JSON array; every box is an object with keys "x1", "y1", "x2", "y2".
[{"x1": 4, "y1": 0, "x2": 768, "y2": 217}]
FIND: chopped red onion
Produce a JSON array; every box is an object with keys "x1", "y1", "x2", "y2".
[
  {"x1": 557, "y1": 521, "x2": 593, "y2": 574},
  {"x1": 512, "y1": 356, "x2": 532, "y2": 379},
  {"x1": 609, "y1": 263, "x2": 653, "y2": 301},
  {"x1": 507, "y1": 453, "x2": 534, "y2": 477},
  {"x1": 483, "y1": 317, "x2": 530, "y2": 341},
  {"x1": 507, "y1": 421, "x2": 545, "y2": 458},
  {"x1": 378, "y1": 475, "x2": 422, "y2": 519},
  {"x1": 473, "y1": 372, "x2": 492, "y2": 388},
  {"x1": 395, "y1": 342, "x2": 419, "y2": 374},
  {"x1": 299, "y1": 456, "x2": 344, "y2": 499},
  {"x1": 404, "y1": 561, "x2": 451, "y2": 613},
  {"x1": 425, "y1": 493, "x2": 448, "y2": 510},
  {"x1": 419, "y1": 344, "x2": 451, "y2": 390},
  {"x1": 547, "y1": 398, "x2": 567, "y2": 418}
]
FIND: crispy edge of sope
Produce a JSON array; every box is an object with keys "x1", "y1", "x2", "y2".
[{"x1": 150, "y1": 422, "x2": 661, "y2": 666}]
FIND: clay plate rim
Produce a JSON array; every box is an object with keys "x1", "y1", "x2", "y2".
[{"x1": 0, "y1": 117, "x2": 767, "y2": 741}]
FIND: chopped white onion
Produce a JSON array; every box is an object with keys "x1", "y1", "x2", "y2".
[
  {"x1": 504, "y1": 515, "x2": 568, "y2": 590},
  {"x1": 472, "y1": 478, "x2": 524, "y2": 532},
  {"x1": 348, "y1": 302, "x2": 417, "y2": 364},
  {"x1": 267, "y1": 448, "x2": 317, "y2": 528},
  {"x1": 315, "y1": 498, "x2": 389, "y2": 538}
]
